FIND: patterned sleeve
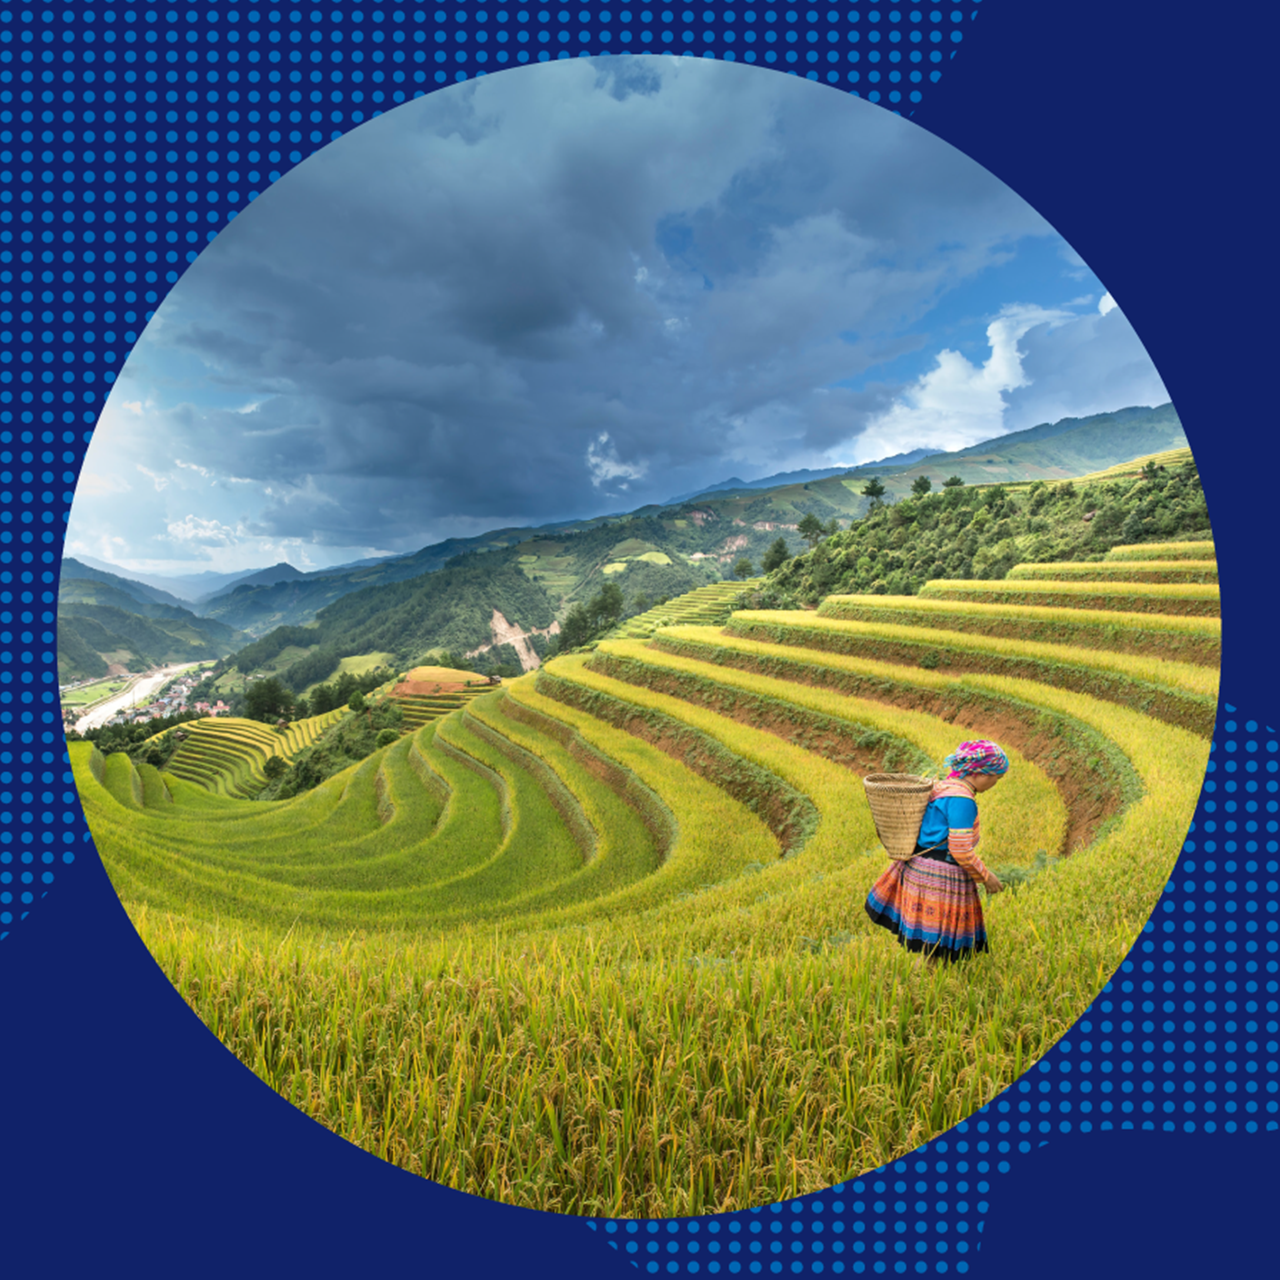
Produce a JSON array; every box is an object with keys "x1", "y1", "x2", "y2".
[{"x1": 942, "y1": 796, "x2": 990, "y2": 884}]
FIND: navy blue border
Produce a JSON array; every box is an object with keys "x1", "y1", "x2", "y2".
[{"x1": 3, "y1": 2, "x2": 1275, "y2": 1276}]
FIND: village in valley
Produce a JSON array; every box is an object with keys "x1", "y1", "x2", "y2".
[{"x1": 60, "y1": 667, "x2": 230, "y2": 734}]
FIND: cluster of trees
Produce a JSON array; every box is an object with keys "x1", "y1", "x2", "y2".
[
  {"x1": 231, "y1": 625, "x2": 319, "y2": 674},
  {"x1": 310, "y1": 559, "x2": 554, "y2": 672},
  {"x1": 731, "y1": 512, "x2": 851, "y2": 579},
  {"x1": 215, "y1": 558, "x2": 555, "y2": 697},
  {"x1": 753, "y1": 461, "x2": 1208, "y2": 606},
  {"x1": 303, "y1": 667, "x2": 398, "y2": 716},
  {"x1": 260, "y1": 697, "x2": 405, "y2": 800},
  {"x1": 553, "y1": 582, "x2": 625, "y2": 653},
  {"x1": 238, "y1": 666, "x2": 400, "y2": 723}
]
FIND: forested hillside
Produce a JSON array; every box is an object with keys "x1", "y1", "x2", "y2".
[
  {"x1": 758, "y1": 454, "x2": 1208, "y2": 605},
  {"x1": 58, "y1": 565, "x2": 251, "y2": 683}
]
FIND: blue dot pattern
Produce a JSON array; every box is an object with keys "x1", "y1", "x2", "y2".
[{"x1": 6, "y1": 6, "x2": 1273, "y2": 1275}]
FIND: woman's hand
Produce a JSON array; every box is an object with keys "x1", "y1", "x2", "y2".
[{"x1": 984, "y1": 871, "x2": 1004, "y2": 895}]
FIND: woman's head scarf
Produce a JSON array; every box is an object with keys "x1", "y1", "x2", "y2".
[{"x1": 945, "y1": 740, "x2": 1010, "y2": 779}]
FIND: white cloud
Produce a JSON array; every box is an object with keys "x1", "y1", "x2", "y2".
[
  {"x1": 1098, "y1": 291, "x2": 1118, "y2": 316},
  {"x1": 851, "y1": 305, "x2": 1070, "y2": 461},
  {"x1": 1001, "y1": 300, "x2": 1170, "y2": 430},
  {"x1": 136, "y1": 465, "x2": 169, "y2": 492},
  {"x1": 166, "y1": 515, "x2": 240, "y2": 546},
  {"x1": 586, "y1": 431, "x2": 648, "y2": 489}
]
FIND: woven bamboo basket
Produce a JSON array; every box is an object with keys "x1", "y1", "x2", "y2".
[{"x1": 863, "y1": 773, "x2": 935, "y2": 860}]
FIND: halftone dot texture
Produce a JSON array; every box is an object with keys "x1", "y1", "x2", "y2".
[{"x1": 7, "y1": 4, "x2": 1270, "y2": 1274}]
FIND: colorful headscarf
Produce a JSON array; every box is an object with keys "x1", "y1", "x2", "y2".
[{"x1": 945, "y1": 740, "x2": 1010, "y2": 779}]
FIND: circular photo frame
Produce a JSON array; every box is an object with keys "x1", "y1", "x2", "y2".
[{"x1": 63, "y1": 56, "x2": 1216, "y2": 1217}]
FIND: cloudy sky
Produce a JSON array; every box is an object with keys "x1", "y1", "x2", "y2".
[{"x1": 69, "y1": 56, "x2": 1170, "y2": 576}]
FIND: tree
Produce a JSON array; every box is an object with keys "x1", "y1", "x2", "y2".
[
  {"x1": 732, "y1": 557, "x2": 754, "y2": 580},
  {"x1": 861, "y1": 476, "x2": 887, "y2": 509},
  {"x1": 824, "y1": 517, "x2": 841, "y2": 537},
  {"x1": 263, "y1": 755, "x2": 288, "y2": 781},
  {"x1": 556, "y1": 604, "x2": 593, "y2": 652},
  {"x1": 590, "y1": 581, "x2": 625, "y2": 630},
  {"x1": 797, "y1": 511, "x2": 826, "y2": 548},
  {"x1": 554, "y1": 582, "x2": 627, "y2": 654},
  {"x1": 761, "y1": 537, "x2": 790, "y2": 573},
  {"x1": 632, "y1": 593, "x2": 651, "y2": 614},
  {"x1": 942, "y1": 475, "x2": 965, "y2": 488},
  {"x1": 911, "y1": 475, "x2": 932, "y2": 497},
  {"x1": 434, "y1": 650, "x2": 472, "y2": 671},
  {"x1": 348, "y1": 690, "x2": 366, "y2": 713},
  {"x1": 244, "y1": 677, "x2": 293, "y2": 725}
]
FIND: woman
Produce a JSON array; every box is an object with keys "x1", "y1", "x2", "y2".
[{"x1": 864, "y1": 740, "x2": 1008, "y2": 963}]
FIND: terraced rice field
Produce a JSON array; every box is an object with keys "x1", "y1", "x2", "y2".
[
  {"x1": 74, "y1": 543, "x2": 1216, "y2": 1216},
  {"x1": 918, "y1": 576, "x2": 1220, "y2": 616},
  {"x1": 163, "y1": 708, "x2": 345, "y2": 797},
  {"x1": 1105, "y1": 539, "x2": 1215, "y2": 561},
  {"x1": 610, "y1": 578, "x2": 764, "y2": 639},
  {"x1": 389, "y1": 669, "x2": 496, "y2": 730},
  {"x1": 1006, "y1": 560, "x2": 1218, "y2": 584}
]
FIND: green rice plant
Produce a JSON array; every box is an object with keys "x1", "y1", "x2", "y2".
[
  {"x1": 918, "y1": 578, "x2": 1220, "y2": 616},
  {"x1": 535, "y1": 669, "x2": 820, "y2": 859},
  {"x1": 728, "y1": 610, "x2": 1216, "y2": 697},
  {"x1": 102, "y1": 751, "x2": 144, "y2": 809},
  {"x1": 70, "y1": 566, "x2": 1212, "y2": 1217},
  {"x1": 1104, "y1": 540, "x2": 1215, "y2": 561},
  {"x1": 164, "y1": 710, "x2": 348, "y2": 796},
  {"x1": 1062, "y1": 446, "x2": 1194, "y2": 483},
  {"x1": 1006, "y1": 560, "x2": 1218, "y2": 584},
  {"x1": 572, "y1": 641, "x2": 1067, "y2": 870},
  {"x1": 610, "y1": 580, "x2": 765, "y2": 640},
  {"x1": 460, "y1": 695, "x2": 667, "y2": 909},
  {"x1": 499, "y1": 678, "x2": 783, "y2": 919},
  {"x1": 811, "y1": 597, "x2": 1220, "y2": 666},
  {"x1": 135, "y1": 762, "x2": 173, "y2": 808},
  {"x1": 986, "y1": 850, "x2": 1055, "y2": 891},
  {"x1": 123, "y1": 649, "x2": 1202, "y2": 1218},
  {"x1": 631, "y1": 625, "x2": 1138, "y2": 855},
  {"x1": 715, "y1": 610, "x2": 1217, "y2": 736}
]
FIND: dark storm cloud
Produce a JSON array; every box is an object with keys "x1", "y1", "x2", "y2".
[{"x1": 87, "y1": 56, "x2": 1076, "y2": 562}]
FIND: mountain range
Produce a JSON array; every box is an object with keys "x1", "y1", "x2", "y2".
[
  {"x1": 58, "y1": 560, "x2": 253, "y2": 682},
  {"x1": 60, "y1": 402, "x2": 1189, "y2": 682}
]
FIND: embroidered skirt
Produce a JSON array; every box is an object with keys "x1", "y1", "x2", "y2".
[{"x1": 864, "y1": 855, "x2": 989, "y2": 963}]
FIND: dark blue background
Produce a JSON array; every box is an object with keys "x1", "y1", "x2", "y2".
[{"x1": 3, "y1": 3, "x2": 1275, "y2": 1275}]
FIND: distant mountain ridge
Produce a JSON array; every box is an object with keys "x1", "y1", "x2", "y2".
[
  {"x1": 68, "y1": 403, "x2": 1185, "y2": 644},
  {"x1": 74, "y1": 555, "x2": 283, "y2": 603},
  {"x1": 58, "y1": 559, "x2": 252, "y2": 682},
  {"x1": 60, "y1": 557, "x2": 189, "y2": 610},
  {"x1": 664, "y1": 447, "x2": 944, "y2": 505},
  {"x1": 198, "y1": 562, "x2": 306, "y2": 602}
]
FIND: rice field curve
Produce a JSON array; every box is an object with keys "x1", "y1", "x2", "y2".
[{"x1": 72, "y1": 540, "x2": 1217, "y2": 1216}]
